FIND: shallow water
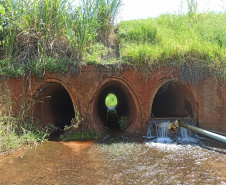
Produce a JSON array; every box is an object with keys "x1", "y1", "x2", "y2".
[{"x1": 0, "y1": 137, "x2": 225, "y2": 185}]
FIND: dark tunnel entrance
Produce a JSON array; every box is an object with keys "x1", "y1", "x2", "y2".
[
  {"x1": 94, "y1": 81, "x2": 136, "y2": 132},
  {"x1": 151, "y1": 81, "x2": 195, "y2": 118},
  {"x1": 35, "y1": 83, "x2": 75, "y2": 129}
]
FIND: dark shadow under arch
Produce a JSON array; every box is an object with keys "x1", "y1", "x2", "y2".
[
  {"x1": 151, "y1": 81, "x2": 195, "y2": 118},
  {"x1": 34, "y1": 82, "x2": 75, "y2": 129}
]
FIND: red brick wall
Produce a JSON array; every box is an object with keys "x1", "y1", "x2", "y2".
[{"x1": 1, "y1": 65, "x2": 225, "y2": 135}]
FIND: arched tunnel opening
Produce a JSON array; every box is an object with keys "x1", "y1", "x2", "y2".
[
  {"x1": 35, "y1": 83, "x2": 75, "y2": 129},
  {"x1": 151, "y1": 81, "x2": 195, "y2": 118},
  {"x1": 94, "y1": 81, "x2": 136, "y2": 132}
]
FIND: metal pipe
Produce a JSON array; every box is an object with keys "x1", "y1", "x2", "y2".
[{"x1": 178, "y1": 120, "x2": 226, "y2": 143}]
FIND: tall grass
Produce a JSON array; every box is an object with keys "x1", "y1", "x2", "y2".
[
  {"x1": 0, "y1": 91, "x2": 50, "y2": 153},
  {"x1": 187, "y1": 0, "x2": 198, "y2": 16},
  {"x1": 0, "y1": 0, "x2": 122, "y2": 77},
  {"x1": 117, "y1": 12, "x2": 226, "y2": 79}
]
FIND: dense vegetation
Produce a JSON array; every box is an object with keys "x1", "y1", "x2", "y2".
[
  {"x1": 0, "y1": 0, "x2": 225, "y2": 81},
  {"x1": 118, "y1": 13, "x2": 226, "y2": 81},
  {"x1": 0, "y1": 0, "x2": 121, "y2": 78}
]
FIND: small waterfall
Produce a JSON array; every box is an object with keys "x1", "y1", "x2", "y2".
[
  {"x1": 180, "y1": 127, "x2": 189, "y2": 138},
  {"x1": 155, "y1": 121, "x2": 173, "y2": 143},
  {"x1": 178, "y1": 126, "x2": 197, "y2": 142},
  {"x1": 156, "y1": 121, "x2": 170, "y2": 138},
  {"x1": 146, "y1": 120, "x2": 155, "y2": 138},
  {"x1": 147, "y1": 119, "x2": 197, "y2": 143}
]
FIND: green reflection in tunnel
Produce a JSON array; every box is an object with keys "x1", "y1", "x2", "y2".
[{"x1": 105, "y1": 93, "x2": 117, "y2": 107}]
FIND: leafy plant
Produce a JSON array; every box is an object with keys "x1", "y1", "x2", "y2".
[
  {"x1": 119, "y1": 116, "x2": 128, "y2": 130},
  {"x1": 60, "y1": 107, "x2": 101, "y2": 140},
  {"x1": 0, "y1": 4, "x2": 5, "y2": 31},
  {"x1": 63, "y1": 107, "x2": 83, "y2": 133}
]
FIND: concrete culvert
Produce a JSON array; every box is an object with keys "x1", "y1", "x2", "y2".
[
  {"x1": 151, "y1": 81, "x2": 195, "y2": 118},
  {"x1": 35, "y1": 83, "x2": 75, "y2": 129},
  {"x1": 94, "y1": 80, "x2": 136, "y2": 132}
]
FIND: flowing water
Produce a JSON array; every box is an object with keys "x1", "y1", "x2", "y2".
[
  {"x1": 0, "y1": 123, "x2": 226, "y2": 184},
  {"x1": 147, "y1": 119, "x2": 197, "y2": 143}
]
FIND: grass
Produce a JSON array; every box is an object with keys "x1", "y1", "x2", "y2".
[
  {"x1": 105, "y1": 93, "x2": 117, "y2": 107},
  {"x1": 117, "y1": 12, "x2": 226, "y2": 79},
  {"x1": 60, "y1": 107, "x2": 102, "y2": 141},
  {"x1": 0, "y1": 92, "x2": 50, "y2": 153},
  {"x1": 0, "y1": 0, "x2": 122, "y2": 78},
  {"x1": 60, "y1": 131, "x2": 101, "y2": 141},
  {"x1": 0, "y1": 1, "x2": 225, "y2": 80}
]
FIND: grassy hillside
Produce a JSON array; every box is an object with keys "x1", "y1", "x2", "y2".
[
  {"x1": 0, "y1": 0, "x2": 225, "y2": 80},
  {"x1": 118, "y1": 13, "x2": 226, "y2": 80}
]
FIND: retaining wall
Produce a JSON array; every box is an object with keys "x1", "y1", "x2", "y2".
[{"x1": 1, "y1": 65, "x2": 226, "y2": 135}]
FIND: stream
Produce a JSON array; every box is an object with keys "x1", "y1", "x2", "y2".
[{"x1": 0, "y1": 134, "x2": 225, "y2": 185}]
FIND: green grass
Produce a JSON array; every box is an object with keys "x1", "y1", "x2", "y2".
[
  {"x1": 0, "y1": 0, "x2": 226, "y2": 81},
  {"x1": 105, "y1": 93, "x2": 117, "y2": 107},
  {"x1": 117, "y1": 12, "x2": 226, "y2": 79},
  {"x1": 0, "y1": 93, "x2": 50, "y2": 153},
  {"x1": 60, "y1": 131, "x2": 101, "y2": 141},
  {"x1": 0, "y1": 0, "x2": 122, "y2": 78}
]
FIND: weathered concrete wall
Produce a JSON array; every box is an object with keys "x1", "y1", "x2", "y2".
[{"x1": 1, "y1": 65, "x2": 225, "y2": 135}]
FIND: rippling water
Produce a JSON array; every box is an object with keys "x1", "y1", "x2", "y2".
[{"x1": 0, "y1": 136, "x2": 225, "y2": 185}]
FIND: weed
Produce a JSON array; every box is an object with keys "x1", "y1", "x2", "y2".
[
  {"x1": 61, "y1": 107, "x2": 101, "y2": 140},
  {"x1": 119, "y1": 116, "x2": 128, "y2": 130},
  {"x1": 64, "y1": 107, "x2": 84, "y2": 133},
  {"x1": 0, "y1": 0, "x2": 122, "y2": 78},
  {"x1": 60, "y1": 131, "x2": 101, "y2": 141},
  {"x1": 1, "y1": 0, "x2": 226, "y2": 81},
  {"x1": 0, "y1": 91, "x2": 50, "y2": 153},
  {"x1": 186, "y1": 0, "x2": 198, "y2": 17}
]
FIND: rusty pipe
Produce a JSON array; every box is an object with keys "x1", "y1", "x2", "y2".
[{"x1": 178, "y1": 120, "x2": 226, "y2": 143}]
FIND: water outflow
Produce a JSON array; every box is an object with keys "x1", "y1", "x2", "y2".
[
  {"x1": 106, "y1": 107, "x2": 120, "y2": 131},
  {"x1": 147, "y1": 120, "x2": 197, "y2": 143}
]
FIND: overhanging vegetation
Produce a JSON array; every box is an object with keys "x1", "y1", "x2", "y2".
[
  {"x1": 0, "y1": 0, "x2": 122, "y2": 78},
  {"x1": 0, "y1": 0, "x2": 225, "y2": 81}
]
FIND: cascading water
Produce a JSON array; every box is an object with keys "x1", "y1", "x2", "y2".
[
  {"x1": 155, "y1": 121, "x2": 173, "y2": 143},
  {"x1": 147, "y1": 119, "x2": 197, "y2": 143},
  {"x1": 178, "y1": 125, "x2": 197, "y2": 143}
]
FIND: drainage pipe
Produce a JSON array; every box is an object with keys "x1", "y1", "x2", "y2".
[{"x1": 178, "y1": 120, "x2": 226, "y2": 143}]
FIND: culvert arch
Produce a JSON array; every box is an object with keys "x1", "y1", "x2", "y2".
[
  {"x1": 34, "y1": 80, "x2": 77, "y2": 129},
  {"x1": 149, "y1": 80, "x2": 196, "y2": 119},
  {"x1": 92, "y1": 78, "x2": 141, "y2": 133}
]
